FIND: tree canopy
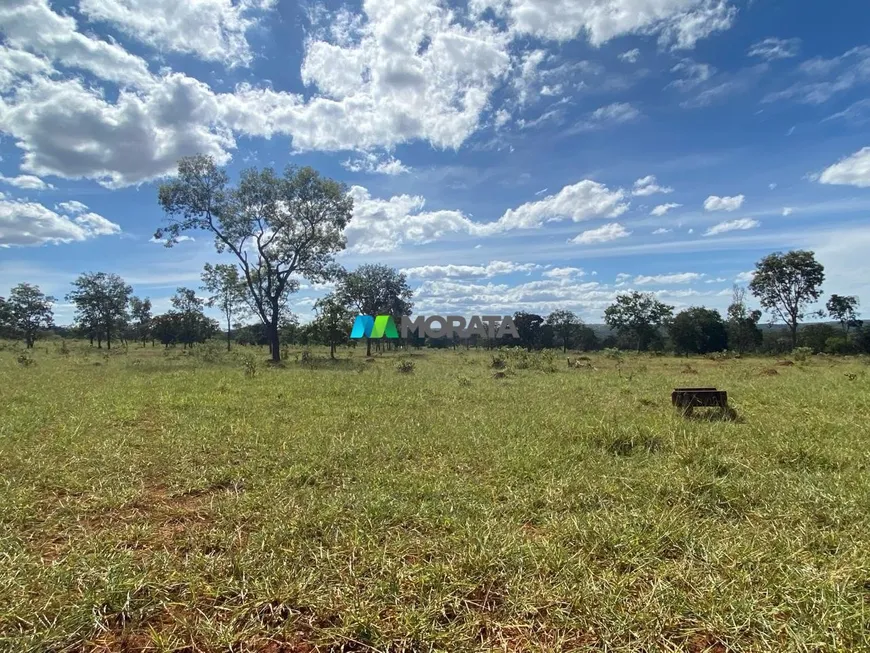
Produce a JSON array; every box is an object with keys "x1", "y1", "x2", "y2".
[
  {"x1": 157, "y1": 155, "x2": 353, "y2": 361},
  {"x1": 668, "y1": 306, "x2": 728, "y2": 355},
  {"x1": 67, "y1": 273, "x2": 132, "y2": 349},
  {"x1": 547, "y1": 309, "x2": 581, "y2": 352},
  {"x1": 336, "y1": 264, "x2": 413, "y2": 356},
  {"x1": 604, "y1": 291, "x2": 674, "y2": 352},
  {"x1": 749, "y1": 250, "x2": 825, "y2": 348},
  {"x1": 5, "y1": 283, "x2": 55, "y2": 348},
  {"x1": 202, "y1": 263, "x2": 248, "y2": 351},
  {"x1": 826, "y1": 294, "x2": 861, "y2": 335}
]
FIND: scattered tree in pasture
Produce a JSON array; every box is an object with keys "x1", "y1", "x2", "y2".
[
  {"x1": 5, "y1": 283, "x2": 55, "y2": 348},
  {"x1": 67, "y1": 272, "x2": 132, "y2": 349},
  {"x1": 547, "y1": 309, "x2": 581, "y2": 352},
  {"x1": 749, "y1": 250, "x2": 825, "y2": 349},
  {"x1": 826, "y1": 294, "x2": 861, "y2": 335},
  {"x1": 726, "y1": 285, "x2": 763, "y2": 353},
  {"x1": 170, "y1": 288, "x2": 211, "y2": 347},
  {"x1": 129, "y1": 296, "x2": 153, "y2": 346},
  {"x1": 513, "y1": 312, "x2": 546, "y2": 351},
  {"x1": 336, "y1": 264, "x2": 414, "y2": 356},
  {"x1": 0, "y1": 295, "x2": 11, "y2": 338},
  {"x1": 313, "y1": 294, "x2": 353, "y2": 359},
  {"x1": 156, "y1": 155, "x2": 353, "y2": 362},
  {"x1": 201, "y1": 263, "x2": 248, "y2": 351},
  {"x1": 574, "y1": 324, "x2": 600, "y2": 351},
  {"x1": 668, "y1": 307, "x2": 728, "y2": 356},
  {"x1": 603, "y1": 291, "x2": 674, "y2": 352}
]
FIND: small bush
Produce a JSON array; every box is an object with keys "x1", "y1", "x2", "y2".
[
  {"x1": 396, "y1": 360, "x2": 415, "y2": 374},
  {"x1": 299, "y1": 350, "x2": 314, "y2": 365},
  {"x1": 59, "y1": 340, "x2": 70, "y2": 356},
  {"x1": 241, "y1": 353, "x2": 258, "y2": 378},
  {"x1": 603, "y1": 348, "x2": 623, "y2": 361},
  {"x1": 491, "y1": 354, "x2": 507, "y2": 369},
  {"x1": 793, "y1": 347, "x2": 813, "y2": 362},
  {"x1": 457, "y1": 376, "x2": 472, "y2": 387},
  {"x1": 17, "y1": 353, "x2": 35, "y2": 367},
  {"x1": 197, "y1": 339, "x2": 224, "y2": 363},
  {"x1": 538, "y1": 349, "x2": 558, "y2": 373}
]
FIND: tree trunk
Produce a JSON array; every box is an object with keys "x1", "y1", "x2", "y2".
[
  {"x1": 268, "y1": 306, "x2": 281, "y2": 363},
  {"x1": 26, "y1": 336, "x2": 34, "y2": 349},
  {"x1": 366, "y1": 337, "x2": 372, "y2": 357},
  {"x1": 330, "y1": 342, "x2": 336, "y2": 359},
  {"x1": 790, "y1": 321, "x2": 798, "y2": 350}
]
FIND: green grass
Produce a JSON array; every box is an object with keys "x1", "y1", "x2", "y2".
[{"x1": 1, "y1": 340, "x2": 869, "y2": 652}]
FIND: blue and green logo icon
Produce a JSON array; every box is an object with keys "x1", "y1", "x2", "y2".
[{"x1": 350, "y1": 315, "x2": 399, "y2": 339}]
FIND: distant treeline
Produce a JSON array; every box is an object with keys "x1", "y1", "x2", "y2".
[{"x1": 0, "y1": 153, "x2": 863, "y2": 361}]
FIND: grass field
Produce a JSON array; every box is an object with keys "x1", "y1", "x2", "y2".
[{"x1": 1, "y1": 341, "x2": 869, "y2": 652}]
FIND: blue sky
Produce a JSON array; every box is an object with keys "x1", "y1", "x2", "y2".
[{"x1": 1, "y1": 0, "x2": 869, "y2": 325}]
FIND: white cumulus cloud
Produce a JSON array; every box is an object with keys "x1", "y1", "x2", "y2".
[
  {"x1": 543, "y1": 266, "x2": 585, "y2": 278},
  {"x1": 619, "y1": 48, "x2": 640, "y2": 63},
  {"x1": 817, "y1": 147, "x2": 870, "y2": 188},
  {"x1": 77, "y1": 0, "x2": 275, "y2": 66},
  {"x1": 471, "y1": 0, "x2": 736, "y2": 50},
  {"x1": 704, "y1": 194, "x2": 745, "y2": 211},
  {"x1": 341, "y1": 152, "x2": 410, "y2": 176},
  {"x1": 650, "y1": 202, "x2": 681, "y2": 216},
  {"x1": 634, "y1": 272, "x2": 703, "y2": 284},
  {"x1": 704, "y1": 218, "x2": 759, "y2": 236},
  {"x1": 0, "y1": 198, "x2": 121, "y2": 247},
  {"x1": 401, "y1": 260, "x2": 540, "y2": 279},
  {"x1": 748, "y1": 37, "x2": 800, "y2": 61},
  {"x1": 569, "y1": 222, "x2": 631, "y2": 245},
  {"x1": 634, "y1": 175, "x2": 674, "y2": 196},
  {"x1": 0, "y1": 174, "x2": 53, "y2": 190}
]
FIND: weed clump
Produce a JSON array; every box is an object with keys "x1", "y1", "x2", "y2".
[
  {"x1": 241, "y1": 353, "x2": 258, "y2": 378},
  {"x1": 396, "y1": 360, "x2": 415, "y2": 374},
  {"x1": 792, "y1": 347, "x2": 813, "y2": 362}
]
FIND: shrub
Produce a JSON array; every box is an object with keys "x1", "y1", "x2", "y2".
[
  {"x1": 241, "y1": 353, "x2": 258, "y2": 378},
  {"x1": 793, "y1": 347, "x2": 813, "y2": 362},
  {"x1": 491, "y1": 354, "x2": 507, "y2": 369},
  {"x1": 197, "y1": 339, "x2": 224, "y2": 363},
  {"x1": 538, "y1": 349, "x2": 558, "y2": 373},
  {"x1": 396, "y1": 360, "x2": 415, "y2": 374},
  {"x1": 16, "y1": 353, "x2": 35, "y2": 367},
  {"x1": 59, "y1": 339, "x2": 70, "y2": 356},
  {"x1": 603, "y1": 348, "x2": 623, "y2": 361},
  {"x1": 825, "y1": 337, "x2": 855, "y2": 355}
]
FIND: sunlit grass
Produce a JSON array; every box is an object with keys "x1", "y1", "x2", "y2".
[{"x1": 1, "y1": 340, "x2": 869, "y2": 651}]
